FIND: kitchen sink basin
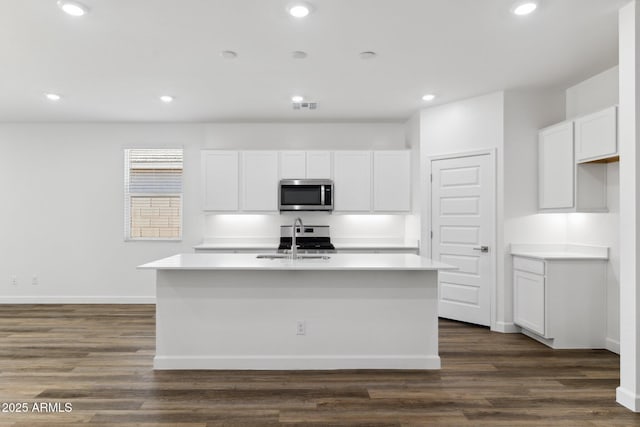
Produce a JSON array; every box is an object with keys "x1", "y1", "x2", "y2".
[{"x1": 256, "y1": 254, "x2": 331, "y2": 260}]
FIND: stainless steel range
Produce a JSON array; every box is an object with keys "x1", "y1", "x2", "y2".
[{"x1": 278, "y1": 225, "x2": 336, "y2": 253}]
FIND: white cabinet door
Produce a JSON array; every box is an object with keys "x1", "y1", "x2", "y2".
[
  {"x1": 333, "y1": 151, "x2": 372, "y2": 212},
  {"x1": 575, "y1": 106, "x2": 617, "y2": 163},
  {"x1": 539, "y1": 122, "x2": 574, "y2": 209},
  {"x1": 241, "y1": 151, "x2": 278, "y2": 211},
  {"x1": 306, "y1": 151, "x2": 332, "y2": 179},
  {"x1": 280, "y1": 151, "x2": 306, "y2": 179},
  {"x1": 513, "y1": 268, "x2": 545, "y2": 337},
  {"x1": 373, "y1": 151, "x2": 410, "y2": 212},
  {"x1": 201, "y1": 151, "x2": 239, "y2": 211}
]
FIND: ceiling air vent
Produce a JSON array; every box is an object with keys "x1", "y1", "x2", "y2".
[{"x1": 293, "y1": 102, "x2": 317, "y2": 110}]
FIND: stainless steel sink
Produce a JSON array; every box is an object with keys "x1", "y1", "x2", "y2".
[
  {"x1": 256, "y1": 254, "x2": 289, "y2": 260},
  {"x1": 256, "y1": 254, "x2": 330, "y2": 260}
]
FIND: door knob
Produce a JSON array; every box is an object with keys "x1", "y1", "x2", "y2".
[{"x1": 473, "y1": 246, "x2": 489, "y2": 253}]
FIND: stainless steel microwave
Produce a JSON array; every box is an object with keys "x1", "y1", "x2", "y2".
[{"x1": 279, "y1": 179, "x2": 333, "y2": 211}]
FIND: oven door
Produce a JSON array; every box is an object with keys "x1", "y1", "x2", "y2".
[{"x1": 279, "y1": 180, "x2": 333, "y2": 211}]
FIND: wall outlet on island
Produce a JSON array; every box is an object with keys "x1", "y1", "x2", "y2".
[
  {"x1": 31, "y1": 275, "x2": 38, "y2": 286},
  {"x1": 296, "y1": 320, "x2": 306, "y2": 336},
  {"x1": 11, "y1": 275, "x2": 17, "y2": 286}
]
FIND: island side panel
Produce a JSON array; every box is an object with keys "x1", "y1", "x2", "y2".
[{"x1": 154, "y1": 269, "x2": 440, "y2": 370}]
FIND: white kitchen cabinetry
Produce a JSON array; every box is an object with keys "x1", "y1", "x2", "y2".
[
  {"x1": 538, "y1": 122, "x2": 607, "y2": 212},
  {"x1": 279, "y1": 151, "x2": 307, "y2": 179},
  {"x1": 306, "y1": 151, "x2": 332, "y2": 179},
  {"x1": 241, "y1": 151, "x2": 279, "y2": 212},
  {"x1": 280, "y1": 151, "x2": 332, "y2": 179},
  {"x1": 512, "y1": 254, "x2": 606, "y2": 349},
  {"x1": 333, "y1": 151, "x2": 372, "y2": 212},
  {"x1": 373, "y1": 151, "x2": 411, "y2": 212},
  {"x1": 201, "y1": 151, "x2": 239, "y2": 211},
  {"x1": 575, "y1": 106, "x2": 618, "y2": 163}
]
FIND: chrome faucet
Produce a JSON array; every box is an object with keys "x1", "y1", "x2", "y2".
[{"x1": 291, "y1": 217, "x2": 304, "y2": 260}]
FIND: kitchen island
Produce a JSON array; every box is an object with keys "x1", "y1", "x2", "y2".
[{"x1": 138, "y1": 253, "x2": 454, "y2": 370}]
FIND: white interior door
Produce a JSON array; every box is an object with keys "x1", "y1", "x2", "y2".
[{"x1": 431, "y1": 153, "x2": 494, "y2": 327}]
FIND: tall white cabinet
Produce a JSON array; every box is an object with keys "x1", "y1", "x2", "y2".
[
  {"x1": 538, "y1": 122, "x2": 575, "y2": 210},
  {"x1": 333, "y1": 151, "x2": 372, "y2": 212},
  {"x1": 241, "y1": 151, "x2": 279, "y2": 212},
  {"x1": 373, "y1": 151, "x2": 411, "y2": 212},
  {"x1": 201, "y1": 151, "x2": 239, "y2": 211}
]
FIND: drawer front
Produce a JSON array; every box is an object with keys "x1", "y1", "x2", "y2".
[{"x1": 513, "y1": 256, "x2": 545, "y2": 275}]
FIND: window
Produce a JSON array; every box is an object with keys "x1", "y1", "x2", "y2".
[{"x1": 124, "y1": 148, "x2": 183, "y2": 240}]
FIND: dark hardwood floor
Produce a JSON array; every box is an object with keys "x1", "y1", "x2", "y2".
[{"x1": 0, "y1": 304, "x2": 637, "y2": 426}]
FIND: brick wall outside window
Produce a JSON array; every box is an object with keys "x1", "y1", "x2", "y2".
[{"x1": 130, "y1": 196, "x2": 181, "y2": 238}]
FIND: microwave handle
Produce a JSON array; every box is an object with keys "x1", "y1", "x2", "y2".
[{"x1": 321, "y1": 185, "x2": 325, "y2": 205}]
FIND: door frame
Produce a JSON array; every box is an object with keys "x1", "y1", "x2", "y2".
[{"x1": 425, "y1": 148, "x2": 497, "y2": 330}]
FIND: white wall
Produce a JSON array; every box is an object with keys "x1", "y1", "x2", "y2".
[
  {"x1": 0, "y1": 123, "x2": 205, "y2": 302},
  {"x1": 564, "y1": 66, "x2": 621, "y2": 352},
  {"x1": 566, "y1": 67, "x2": 619, "y2": 119},
  {"x1": 0, "y1": 121, "x2": 409, "y2": 302}
]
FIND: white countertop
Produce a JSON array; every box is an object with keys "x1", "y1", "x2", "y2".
[
  {"x1": 139, "y1": 253, "x2": 455, "y2": 271},
  {"x1": 510, "y1": 243, "x2": 609, "y2": 260}
]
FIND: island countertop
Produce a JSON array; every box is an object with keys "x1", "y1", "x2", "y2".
[{"x1": 138, "y1": 253, "x2": 455, "y2": 271}]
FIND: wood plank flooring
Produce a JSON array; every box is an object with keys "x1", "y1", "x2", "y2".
[{"x1": 0, "y1": 304, "x2": 638, "y2": 426}]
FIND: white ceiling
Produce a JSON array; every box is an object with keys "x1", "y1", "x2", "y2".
[{"x1": 0, "y1": 0, "x2": 627, "y2": 122}]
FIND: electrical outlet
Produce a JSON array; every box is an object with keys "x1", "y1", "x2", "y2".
[
  {"x1": 31, "y1": 275, "x2": 38, "y2": 286},
  {"x1": 11, "y1": 275, "x2": 17, "y2": 286},
  {"x1": 296, "y1": 320, "x2": 306, "y2": 336}
]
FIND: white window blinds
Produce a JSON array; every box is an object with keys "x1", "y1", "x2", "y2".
[{"x1": 124, "y1": 148, "x2": 183, "y2": 240}]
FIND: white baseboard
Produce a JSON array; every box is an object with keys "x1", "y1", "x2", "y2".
[
  {"x1": 617, "y1": 386, "x2": 640, "y2": 412},
  {"x1": 0, "y1": 296, "x2": 156, "y2": 304},
  {"x1": 154, "y1": 355, "x2": 441, "y2": 370},
  {"x1": 606, "y1": 337, "x2": 620, "y2": 354},
  {"x1": 493, "y1": 321, "x2": 520, "y2": 333}
]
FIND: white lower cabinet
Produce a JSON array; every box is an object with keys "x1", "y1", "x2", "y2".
[
  {"x1": 513, "y1": 269, "x2": 545, "y2": 337},
  {"x1": 512, "y1": 255, "x2": 606, "y2": 349}
]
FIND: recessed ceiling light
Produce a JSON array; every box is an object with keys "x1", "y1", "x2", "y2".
[
  {"x1": 45, "y1": 93, "x2": 62, "y2": 101},
  {"x1": 287, "y1": 3, "x2": 312, "y2": 18},
  {"x1": 422, "y1": 94, "x2": 436, "y2": 102},
  {"x1": 359, "y1": 51, "x2": 377, "y2": 60},
  {"x1": 291, "y1": 51, "x2": 308, "y2": 59},
  {"x1": 221, "y1": 50, "x2": 238, "y2": 59},
  {"x1": 57, "y1": 1, "x2": 89, "y2": 16},
  {"x1": 159, "y1": 95, "x2": 174, "y2": 103},
  {"x1": 291, "y1": 95, "x2": 304, "y2": 103},
  {"x1": 512, "y1": 1, "x2": 538, "y2": 16}
]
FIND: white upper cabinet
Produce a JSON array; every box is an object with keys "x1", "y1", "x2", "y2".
[
  {"x1": 306, "y1": 151, "x2": 332, "y2": 179},
  {"x1": 279, "y1": 151, "x2": 306, "y2": 179},
  {"x1": 373, "y1": 151, "x2": 411, "y2": 212},
  {"x1": 575, "y1": 106, "x2": 618, "y2": 163},
  {"x1": 539, "y1": 122, "x2": 575, "y2": 210},
  {"x1": 538, "y1": 121, "x2": 607, "y2": 212},
  {"x1": 279, "y1": 151, "x2": 332, "y2": 179},
  {"x1": 201, "y1": 151, "x2": 239, "y2": 211},
  {"x1": 241, "y1": 151, "x2": 279, "y2": 212},
  {"x1": 334, "y1": 151, "x2": 372, "y2": 212}
]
